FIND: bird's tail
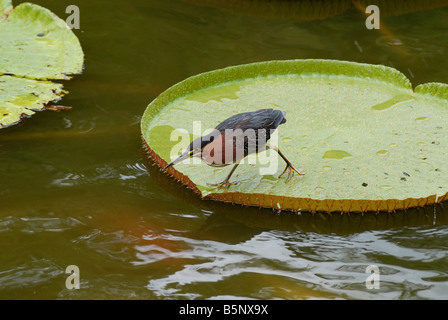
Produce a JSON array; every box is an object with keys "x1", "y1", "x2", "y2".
[{"x1": 280, "y1": 110, "x2": 286, "y2": 124}]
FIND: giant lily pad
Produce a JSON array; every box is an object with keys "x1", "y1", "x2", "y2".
[
  {"x1": 141, "y1": 59, "x2": 448, "y2": 213},
  {"x1": 0, "y1": 0, "x2": 83, "y2": 128}
]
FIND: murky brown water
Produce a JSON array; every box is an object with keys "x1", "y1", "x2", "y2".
[{"x1": 1, "y1": 0, "x2": 448, "y2": 299}]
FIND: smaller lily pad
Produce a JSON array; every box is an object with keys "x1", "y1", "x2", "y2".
[
  {"x1": 0, "y1": 0, "x2": 83, "y2": 128},
  {"x1": 0, "y1": 75, "x2": 65, "y2": 127}
]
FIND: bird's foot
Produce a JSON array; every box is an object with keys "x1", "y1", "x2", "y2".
[
  {"x1": 207, "y1": 179, "x2": 238, "y2": 192},
  {"x1": 279, "y1": 162, "x2": 305, "y2": 183}
]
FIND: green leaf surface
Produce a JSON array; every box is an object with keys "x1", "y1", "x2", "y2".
[
  {"x1": 141, "y1": 59, "x2": 448, "y2": 213},
  {"x1": 0, "y1": 75, "x2": 65, "y2": 126},
  {"x1": 0, "y1": 2, "x2": 83, "y2": 79},
  {"x1": 0, "y1": 1, "x2": 83, "y2": 128},
  {"x1": 1, "y1": 0, "x2": 12, "y2": 16}
]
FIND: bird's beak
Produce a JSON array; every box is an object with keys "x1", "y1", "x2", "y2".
[{"x1": 163, "y1": 149, "x2": 194, "y2": 170}]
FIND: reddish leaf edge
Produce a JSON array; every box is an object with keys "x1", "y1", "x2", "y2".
[{"x1": 143, "y1": 138, "x2": 447, "y2": 214}]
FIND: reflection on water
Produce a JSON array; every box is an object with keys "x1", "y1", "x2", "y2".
[
  {"x1": 139, "y1": 227, "x2": 448, "y2": 299},
  {"x1": 1, "y1": 0, "x2": 448, "y2": 300}
]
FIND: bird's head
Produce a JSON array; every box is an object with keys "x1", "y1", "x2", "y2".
[{"x1": 163, "y1": 130, "x2": 219, "y2": 170}]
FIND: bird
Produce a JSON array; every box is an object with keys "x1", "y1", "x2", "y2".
[{"x1": 163, "y1": 108, "x2": 304, "y2": 191}]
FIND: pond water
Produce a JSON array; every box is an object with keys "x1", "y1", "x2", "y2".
[{"x1": 1, "y1": 0, "x2": 448, "y2": 299}]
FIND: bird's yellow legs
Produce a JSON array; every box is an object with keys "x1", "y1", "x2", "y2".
[
  {"x1": 207, "y1": 163, "x2": 240, "y2": 192},
  {"x1": 267, "y1": 145, "x2": 305, "y2": 183},
  {"x1": 208, "y1": 145, "x2": 304, "y2": 192}
]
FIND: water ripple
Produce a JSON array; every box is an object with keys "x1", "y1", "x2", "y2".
[
  {"x1": 135, "y1": 226, "x2": 448, "y2": 299},
  {"x1": 0, "y1": 259, "x2": 63, "y2": 290},
  {"x1": 0, "y1": 216, "x2": 84, "y2": 234},
  {"x1": 51, "y1": 161, "x2": 149, "y2": 187}
]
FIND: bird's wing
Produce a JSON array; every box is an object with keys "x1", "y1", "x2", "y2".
[{"x1": 215, "y1": 109, "x2": 286, "y2": 133}]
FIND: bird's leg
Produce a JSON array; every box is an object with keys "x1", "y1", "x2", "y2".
[
  {"x1": 267, "y1": 145, "x2": 305, "y2": 183},
  {"x1": 207, "y1": 163, "x2": 240, "y2": 192}
]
